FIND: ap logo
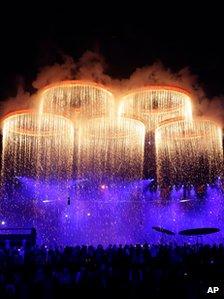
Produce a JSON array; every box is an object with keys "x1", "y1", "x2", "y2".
[{"x1": 207, "y1": 287, "x2": 219, "y2": 294}]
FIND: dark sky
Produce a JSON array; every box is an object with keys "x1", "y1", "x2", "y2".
[{"x1": 0, "y1": 3, "x2": 223, "y2": 101}]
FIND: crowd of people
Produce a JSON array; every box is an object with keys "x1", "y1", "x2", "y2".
[{"x1": 0, "y1": 242, "x2": 224, "y2": 298}]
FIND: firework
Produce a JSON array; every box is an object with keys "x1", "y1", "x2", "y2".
[
  {"x1": 77, "y1": 117, "x2": 145, "y2": 182},
  {"x1": 118, "y1": 86, "x2": 192, "y2": 179},
  {"x1": 39, "y1": 80, "x2": 115, "y2": 119},
  {"x1": 118, "y1": 85, "x2": 192, "y2": 131},
  {"x1": 1, "y1": 82, "x2": 223, "y2": 188},
  {"x1": 1, "y1": 110, "x2": 74, "y2": 180},
  {"x1": 155, "y1": 118, "x2": 223, "y2": 186}
]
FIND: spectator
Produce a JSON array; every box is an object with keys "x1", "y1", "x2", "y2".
[{"x1": 0, "y1": 243, "x2": 223, "y2": 298}]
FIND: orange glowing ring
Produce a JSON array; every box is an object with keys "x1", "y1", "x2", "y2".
[
  {"x1": 119, "y1": 85, "x2": 192, "y2": 120},
  {"x1": 2, "y1": 110, "x2": 73, "y2": 137},
  {"x1": 1, "y1": 109, "x2": 35, "y2": 122},
  {"x1": 80, "y1": 117, "x2": 145, "y2": 139},
  {"x1": 156, "y1": 116, "x2": 186, "y2": 127},
  {"x1": 121, "y1": 85, "x2": 192, "y2": 98},
  {"x1": 39, "y1": 80, "x2": 114, "y2": 97},
  {"x1": 156, "y1": 118, "x2": 222, "y2": 140}
]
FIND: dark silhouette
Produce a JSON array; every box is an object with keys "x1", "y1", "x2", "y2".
[{"x1": 0, "y1": 242, "x2": 223, "y2": 298}]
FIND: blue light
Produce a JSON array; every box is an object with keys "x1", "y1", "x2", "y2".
[
  {"x1": 3, "y1": 176, "x2": 224, "y2": 246},
  {"x1": 148, "y1": 178, "x2": 154, "y2": 183}
]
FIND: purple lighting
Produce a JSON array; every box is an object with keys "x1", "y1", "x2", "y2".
[
  {"x1": 1, "y1": 176, "x2": 224, "y2": 246},
  {"x1": 100, "y1": 184, "x2": 108, "y2": 190}
]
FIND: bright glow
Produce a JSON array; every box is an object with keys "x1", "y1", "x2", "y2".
[
  {"x1": 100, "y1": 184, "x2": 108, "y2": 190},
  {"x1": 1, "y1": 221, "x2": 5, "y2": 225},
  {"x1": 155, "y1": 118, "x2": 223, "y2": 186},
  {"x1": 118, "y1": 86, "x2": 192, "y2": 131},
  {"x1": 39, "y1": 80, "x2": 115, "y2": 119},
  {"x1": 1, "y1": 82, "x2": 223, "y2": 189},
  {"x1": 77, "y1": 117, "x2": 145, "y2": 182},
  {"x1": 43, "y1": 200, "x2": 54, "y2": 203},
  {"x1": 2, "y1": 111, "x2": 74, "y2": 180}
]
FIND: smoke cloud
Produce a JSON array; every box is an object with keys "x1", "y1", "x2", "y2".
[
  {"x1": 0, "y1": 85, "x2": 36, "y2": 119},
  {"x1": 32, "y1": 55, "x2": 76, "y2": 89},
  {"x1": 1, "y1": 51, "x2": 223, "y2": 126}
]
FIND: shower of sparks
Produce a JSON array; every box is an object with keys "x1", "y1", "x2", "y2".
[
  {"x1": 0, "y1": 80, "x2": 224, "y2": 246},
  {"x1": 118, "y1": 86, "x2": 192, "y2": 131},
  {"x1": 0, "y1": 82, "x2": 223, "y2": 189},
  {"x1": 39, "y1": 80, "x2": 115, "y2": 119},
  {"x1": 155, "y1": 118, "x2": 223, "y2": 186},
  {"x1": 77, "y1": 117, "x2": 145, "y2": 182},
  {"x1": 1, "y1": 111, "x2": 74, "y2": 181}
]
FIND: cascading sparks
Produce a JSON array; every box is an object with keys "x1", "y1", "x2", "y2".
[
  {"x1": 1, "y1": 111, "x2": 74, "y2": 181},
  {"x1": 77, "y1": 117, "x2": 145, "y2": 182},
  {"x1": 0, "y1": 81, "x2": 223, "y2": 188},
  {"x1": 118, "y1": 86, "x2": 193, "y2": 180},
  {"x1": 155, "y1": 118, "x2": 223, "y2": 186},
  {"x1": 118, "y1": 86, "x2": 192, "y2": 130},
  {"x1": 39, "y1": 80, "x2": 115, "y2": 119}
]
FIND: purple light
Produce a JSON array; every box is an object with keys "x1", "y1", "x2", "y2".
[
  {"x1": 100, "y1": 184, "x2": 108, "y2": 190},
  {"x1": 2, "y1": 177, "x2": 224, "y2": 246},
  {"x1": 43, "y1": 199, "x2": 54, "y2": 203}
]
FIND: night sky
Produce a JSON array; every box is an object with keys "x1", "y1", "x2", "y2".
[{"x1": 0, "y1": 3, "x2": 223, "y2": 101}]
